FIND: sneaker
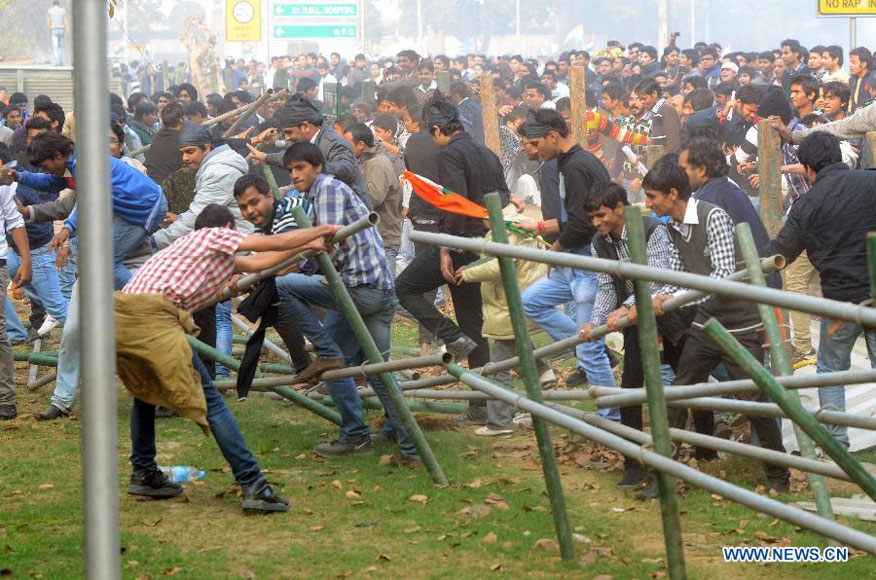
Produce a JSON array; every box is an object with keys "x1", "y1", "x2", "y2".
[
  {"x1": 564, "y1": 369, "x2": 588, "y2": 389},
  {"x1": 445, "y1": 335, "x2": 478, "y2": 361},
  {"x1": 512, "y1": 412, "x2": 533, "y2": 428},
  {"x1": 371, "y1": 430, "x2": 396, "y2": 443},
  {"x1": 792, "y1": 347, "x2": 817, "y2": 365},
  {"x1": 35, "y1": 404, "x2": 70, "y2": 421},
  {"x1": 767, "y1": 478, "x2": 790, "y2": 494},
  {"x1": 605, "y1": 346, "x2": 621, "y2": 370},
  {"x1": 294, "y1": 356, "x2": 347, "y2": 384},
  {"x1": 241, "y1": 480, "x2": 290, "y2": 513},
  {"x1": 617, "y1": 463, "x2": 649, "y2": 489},
  {"x1": 635, "y1": 475, "x2": 660, "y2": 500},
  {"x1": 453, "y1": 405, "x2": 488, "y2": 426},
  {"x1": 0, "y1": 404, "x2": 17, "y2": 420},
  {"x1": 694, "y1": 448, "x2": 719, "y2": 462},
  {"x1": 11, "y1": 328, "x2": 39, "y2": 346},
  {"x1": 314, "y1": 435, "x2": 374, "y2": 457},
  {"x1": 127, "y1": 467, "x2": 184, "y2": 498},
  {"x1": 388, "y1": 451, "x2": 423, "y2": 469},
  {"x1": 474, "y1": 426, "x2": 514, "y2": 438},
  {"x1": 37, "y1": 315, "x2": 60, "y2": 337},
  {"x1": 539, "y1": 368, "x2": 558, "y2": 390}
]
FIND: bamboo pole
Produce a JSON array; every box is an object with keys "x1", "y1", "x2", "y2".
[
  {"x1": 646, "y1": 145, "x2": 667, "y2": 169},
  {"x1": 406, "y1": 231, "x2": 876, "y2": 329},
  {"x1": 569, "y1": 65, "x2": 588, "y2": 146},
  {"x1": 736, "y1": 223, "x2": 836, "y2": 526},
  {"x1": 290, "y1": 206, "x2": 447, "y2": 485},
  {"x1": 444, "y1": 364, "x2": 876, "y2": 554},
  {"x1": 486, "y1": 193, "x2": 574, "y2": 560},
  {"x1": 866, "y1": 132, "x2": 876, "y2": 169},
  {"x1": 479, "y1": 75, "x2": 502, "y2": 158},
  {"x1": 222, "y1": 90, "x2": 276, "y2": 138},
  {"x1": 703, "y1": 319, "x2": 876, "y2": 501},
  {"x1": 626, "y1": 206, "x2": 686, "y2": 578}
]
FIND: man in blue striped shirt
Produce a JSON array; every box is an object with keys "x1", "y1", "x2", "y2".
[{"x1": 274, "y1": 142, "x2": 418, "y2": 462}]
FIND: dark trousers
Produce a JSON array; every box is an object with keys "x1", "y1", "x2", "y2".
[
  {"x1": 192, "y1": 306, "x2": 216, "y2": 379},
  {"x1": 396, "y1": 246, "x2": 489, "y2": 410},
  {"x1": 411, "y1": 223, "x2": 439, "y2": 346},
  {"x1": 670, "y1": 327, "x2": 789, "y2": 483},
  {"x1": 275, "y1": 308, "x2": 312, "y2": 372}
]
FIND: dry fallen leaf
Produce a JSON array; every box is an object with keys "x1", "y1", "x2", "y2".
[
  {"x1": 572, "y1": 533, "x2": 592, "y2": 544},
  {"x1": 345, "y1": 490, "x2": 362, "y2": 500},
  {"x1": 482, "y1": 532, "x2": 498, "y2": 544},
  {"x1": 378, "y1": 455, "x2": 393, "y2": 466},
  {"x1": 490, "y1": 563, "x2": 502, "y2": 572},
  {"x1": 310, "y1": 525, "x2": 325, "y2": 532},
  {"x1": 331, "y1": 480, "x2": 343, "y2": 490},
  {"x1": 164, "y1": 568, "x2": 183, "y2": 577},
  {"x1": 594, "y1": 575, "x2": 613, "y2": 580},
  {"x1": 404, "y1": 525, "x2": 421, "y2": 534},
  {"x1": 409, "y1": 494, "x2": 429, "y2": 504},
  {"x1": 38, "y1": 484, "x2": 54, "y2": 490},
  {"x1": 376, "y1": 554, "x2": 391, "y2": 561},
  {"x1": 534, "y1": 538, "x2": 559, "y2": 552}
]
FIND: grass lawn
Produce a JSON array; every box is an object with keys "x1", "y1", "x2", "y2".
[{"x1": 0, "y1": 316, "x2": 873, "y2": 578}]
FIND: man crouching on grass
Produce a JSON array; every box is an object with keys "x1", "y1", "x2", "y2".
[{"x1": 116, "y1": 203, "x2": 339, "y2": 513}]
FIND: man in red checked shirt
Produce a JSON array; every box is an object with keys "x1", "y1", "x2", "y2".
[{"x1": 116, "y1": 202, "x2": 339, "y2": 513}]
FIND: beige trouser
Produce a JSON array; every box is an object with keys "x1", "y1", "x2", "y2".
[{"x1": 783, "y1": 251, "x2": 819, "y2": 353}]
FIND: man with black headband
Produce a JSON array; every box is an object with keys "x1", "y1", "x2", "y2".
[
  {"x1": 517, "y1": 109, "x2": 620, "y2": 420},
  {"x1": 395, "y1": 95, "x2": 509, "y2": 427},
  {"x1": 247, "y1": 95, "x2": 371, "y2": 208}
]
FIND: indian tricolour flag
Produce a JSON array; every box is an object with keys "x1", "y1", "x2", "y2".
[{"x1": 403, "y1": 171, "x2": 489, "y2": 219}]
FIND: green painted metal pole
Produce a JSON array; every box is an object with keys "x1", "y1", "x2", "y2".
[
  {"x1": 736, "y1": 224, "x2": 836, "y2": 527},
  {"x1": 702, "y1": 319, "x2": 876, "y2": 501},
  {"x1": 321, "y1": 396, "x2": 468, "y2": 415},
  {"x1": 362, "y1": 79, "x2": 376, "y2": 104},
  {"x1": 261, "y1": 163, "x2": 283, "y2": 200},
  {"x1": 13, "y1": 352, "x2": 58, "y2": 366},
  {"x1": 187, "y1": 336, "x2": 342, "y2": 426},
  {"x1": 485, "y1": 193, "x2": 574, "y2": 560},
  {"x1": 625, "y1": 206, "x2": 686, "y2": 578},
  {"x1": 290, "y1": 206, "x2": 447, "y2": 485},
  {"x1": 436, "y1": 70, "x2": 450, "y2": 95}
]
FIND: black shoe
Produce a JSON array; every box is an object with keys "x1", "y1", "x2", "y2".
[
  {"x1": 314, "y1": 435, "x2": 374, "y2": 457},
  {"x1": 605, "y1": 346, "x2": 621, "y2": 370},
  {"x1": 371, "y1": 430, "x2": 396, "y2": 443},
  {"x1": 453, "y1": 405, "x2": 488, "y2": 426},
  {"x1": 0, "y1": 404, "x2": 17, "y2": 420},
  {"x1": 635, "y1": 474, "x2": 660, "y2": 500},
  {"x1": 35, "y1": 404, "x2": 70, "y2": 421},
  {"x1": 127, "y1": 467, "x2": 184, "y2": 498},
  {"x1": 155, "y1": 406, "x2": 179, "y2": 419},
  {"x1": 241, "y1": 480, "x2": 290, "y2": 513},
  {"x1": 767, "y1": 478, "x2": 790, "y2": 494},
  {"x1": 695, "y1": 448, "x2": 719, "y2": 462},
  {"x1": 564, "y1": 369, "x2": 588, "y2": 389},
  {"x1": 617, "y1": 463, "x2": 649, "y2": 489},
  {"x1": 445, "y1": 335, "x2": 478, "y2": 361},
  {"x1": 11, "y1": 328, "x2": 39, "y2": 346}
]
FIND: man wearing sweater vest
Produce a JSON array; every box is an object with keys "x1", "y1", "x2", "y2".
[{"x1": 642, "y1": 160, "x2": 790, "y2": 494}]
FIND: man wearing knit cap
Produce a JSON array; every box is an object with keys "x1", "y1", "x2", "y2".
[
  {"x1": 247, "y1": 95, "x2": 371, "y2": 208},
  {"x1": 395, "y1": 94, "x2": 509, "y2": 426},
  {"x1": 720, "y1": 62, "x2": 739, "y2": 85},
  {"x1": 152, "y1": 122, "x2": 252, "y2": 249}
]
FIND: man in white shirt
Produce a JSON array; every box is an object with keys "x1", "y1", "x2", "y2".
[
  {"x1": 0, "y1": 146, "x2": 33, "y2": 420},
  {"x1": 47, "y1": 1, "x2": 66, "y2": 66}
]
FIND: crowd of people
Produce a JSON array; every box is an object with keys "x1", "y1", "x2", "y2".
[{"x1": 0, "y1": 34, "x2": 873, "y2": 511}]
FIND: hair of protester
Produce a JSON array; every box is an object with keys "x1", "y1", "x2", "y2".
[
  {"x1": 27, "y1": 131, "x2": 73, "y2": 166},
  {"x1": 24, "y1": 117, "x2": 51, "y2": 133},
  {"x1": 849, "y1": 46, "x2": 872, "y2": 69},
  {"x1": 388, "y1": 88, "x2": 418, "y2": 110},
  {"x1": 737, "y1": 65, "x2": 756, "y2": 79},
  {"x1": 232, "y1": 173, "x2": 270, "y2": 199},
  {"x1": 134, "y1": 101, "x2": 157, "y2": 121},
  {"x1": 177, "y1": 82, "x2": 199, "y2": 102},
  {"x1": 681, "y1": 49, "x2": 700, "y2": 67},
  {"x1": 8, "y1": 92, "x2": 27, "y2": 106},
  {"x1": 584, "y1": 182, "x2": 629, "y2": 213},
  {"x1": 206, "y1": 93, "x2": 225, "y2": 110},
  {"x1": 110, "y1": 121, "x2": 125, "y2": 147},
  {"x1": 334, "y1": 113, "x2": 358, "y2": 133},
  {"x1": 183, "y1": 101, "x2": 207, "y2": 120},
  {"x1": 822, "y1": 81, "x2": 851, "y2": 105},
  {"x1": 553, "y1": 96, "x2": 570, "y2": 114},
  {"x1": 825, "y1": 45, "x2": 844, "y2": 66},
  {"x1": 1, "y1": 105, "x2": 19, "y2": 119},
  {"x1": 373, "y1": 113, "x2": 399, "y2": 134},
  {"x1": 682, "y1": 136, "x2": 729, "y2": 178},
  {"x1": 640, "y1": 45, "x2": 658, "y2": 61},
  {"x1": 449, "y1": 81, "x2": 470, "y2": 99},
  {"x1": 642, "y1": 154, "x2": 692, "y2": 200},
  {"x1": 282, "y1": 141, "x2": 326, "y2": 169},
  {"x1": 601, "y1": 83, "x2": 628, "y2": 103},
  {"x1": 737, "y1": 84, "x2": 761, "y2": 105},
  {"x1": 781, "y1": 39, "x2": 802, "y2": 54},
  {"x1": 38, "y1": 102, "x2": 65, "y2": 130},
  {"x1": 418, "y1": 59, "x2": 435, "y2": 73},
  {"x1": 0, "y1": 142, "x2": 10, "y2": 165},
  {"x1": 700, "y1": 47, "x2": 718, "y2": 60},
  {"x1": 713, "y1": 82, "x2": 735, "y2": 97},
  {"x1": 799, "y1": 113, "x2": 830, "y2": 127},
  {"x1": 663, "y1": 45, "x2": 680, "y2": 57},
  {"x1": 683, "y1": 76, "x2": 708, "y2": 93},
  {"x1": 345, "y1": 123, "x2": 375, "y2": 148},
  {"x1": 540, "y1": 69, "x2": 557, "y2": 81},
  {"x1": 635, "y1": 78, "x2": 660, "y2": 97},
  {"x1": 663, "y1": 83, "x2": 681, "y2": 97},
  {"x1": 811, "y1": 44, "x2": 827, "y2": 56},
  {"x1": 685, "y1": 88, "x2": 715, "y2": 112},
  {"x1": 397, "y1": 49, "x2": 420, "y2": 64},
  {"x1": 159, "y1": 102, "x2": 184, "y2": 128},
  {"x1": 506, "y1": 105, "x2": 529, "y2": 123},
  {"x1": 296, "y1": 77, "x2": 317, "y2": 94},
  {"x1": 532, "y1": 108, "x2": 569, "y2": 138},
  {"x1": 194, "y1": 204, "x2": 236, "y2": 230},
  {"x1": 789, "y1": 74, "x2": 818, "y2": 101},
  {"x1": 127, "y1": 92, "x2": 147, "y2": 113},
  {"x1": 152, "y1": 92, "x2": 174, "y2": 104},
  {"x1": 797, "y1": 132, "x2": 842, "y2": 173},
  {"x1": 523, "y1": 81, "x2": 551, "y2": 99}
]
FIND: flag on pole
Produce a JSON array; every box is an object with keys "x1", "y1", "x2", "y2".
[{"x1": 403, "y1": 171, "x2": 489, "y2": 219}]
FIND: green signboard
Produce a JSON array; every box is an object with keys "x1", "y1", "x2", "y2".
[
  {"x1": 272, "y1": 24, "x2": 359, "y2": 39},
  {"x1": 273, "y1": 3, "x2": 358, "y2": 17}
]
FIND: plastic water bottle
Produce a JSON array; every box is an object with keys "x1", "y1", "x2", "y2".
[{"x1": 159, "y1": 466, "x2": 205, "y2": 483}]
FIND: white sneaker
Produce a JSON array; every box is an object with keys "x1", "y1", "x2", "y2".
[
  {"x1": 539, "y1": 368, "x2": 557, "y2": 389},
  {"x1": 512, "y1": 412, "x2": 533, "y2": 428},
  {"x1": 37, "y1": 315, "x2": 60, "y2": 337},
  {"x1": 474, "y1": 426, "x2": 514, "y2": 438}
]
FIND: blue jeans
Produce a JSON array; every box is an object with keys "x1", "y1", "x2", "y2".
[
  {"x1": 50, "y1": 281, "x2": 80, "y2": 412},
  {"x1": 275, "y1": 273, "x2": 418, "y2": 458},
  {"x1": 521, "y1": 247, "x2": 619, "y2": 421},
  {"x1": 817, "y1": 319, "x2": 876, "y2": 449},
  {"x1": 112, "y1": 195, "x2": 166, "y2": 289},
  {"x1": 215, "y1": 300, "x2": 232, "y2": 377},
  {"x1": 8, "y1": 245, "x2": 68, "y2": 325},
  {"x1": 51, "y1": 29, "x2": 64, "y2": 66},
  {"x1": 5, "y1": 300, "x2": 28, "y2": 343},
  {"x1": 130, "y1": 352, "x2": 264, "y2": 486},
  {"x1": 58, "y1": 236, "x2": 77, "y2": 302}
]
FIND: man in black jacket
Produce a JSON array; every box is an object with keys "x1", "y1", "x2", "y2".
[
  {"x1": 395, "y1": 96, "x2": 509, "y2": 425},
  {"x1": 767, "y1": 132, "x2": 876, "y2": 449},
  {"x1": 518, "y1": 109, "x2": 619, "y2": 419}
]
